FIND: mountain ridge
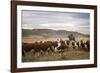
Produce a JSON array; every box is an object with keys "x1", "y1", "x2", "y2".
[{"x1": 22, "y1": 29, "x2": 89, "y2": 38}]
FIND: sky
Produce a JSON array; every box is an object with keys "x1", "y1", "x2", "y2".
[{"x1": 22, "y1": 10, "x2": 90, "y2": 34}]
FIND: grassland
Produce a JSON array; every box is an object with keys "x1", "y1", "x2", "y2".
[
  {"x1": 22, "y1": 48, "x2": 89, "y2": 62},
  {"x1": 22, "y1": 35, "x2": 90, "y2": 62}
]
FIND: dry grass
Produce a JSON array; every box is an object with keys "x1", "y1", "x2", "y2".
[
  {"x1": 22, "y1": 37, "x2": 90, "y2": 62},
  {"x1": 22, "y1": 36, "x2": 89, "y2": 43},
  {"x1": 22, "y1": 49, "x2": 89, "y2": 62}
]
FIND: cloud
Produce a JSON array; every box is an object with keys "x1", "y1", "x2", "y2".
[{"x1": 22, "y1": 10, "x2": 90, "y2": 34}]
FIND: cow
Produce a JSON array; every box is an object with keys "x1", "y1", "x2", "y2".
[
  {"x1": 22, "y1": 43, "x2": 34, "y2": 56},
  {"x1": 72, "y1": 41, "x2": 77, "y2": 49},
  {"x1": 79, "y1": 40, "x2": 88, "y2": 51},
  {"x1": 55, "y1": 40, "x2": 68, "y2": 53},
  {"x1": 85, "y1": 40, "x2": 90, "y2": 51}
]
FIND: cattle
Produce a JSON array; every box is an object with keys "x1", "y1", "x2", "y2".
[
  {"x1": 77, "y1": 41, "x2": 80, "y2": 48},
  {"x1": 22, "y1": 43, "x2": 33, "y2": 56},
  {"x1": 85, "y1": 40, "x2": 90, "y2": 51},
  {"x1": 56, "y1": 40, "x2": 69, "y2": 53},
  {"x1": 77, "y1": 40, "x2": 89, "y2": 51},
  {"x1": 22, "y1": 39, "x2": 90, "y2": 56},
  {"x1": 22, "y1": 41, "x2": 55, "y2": 56},
  {"x1": 72, "y1": 41, "x2": 77, "y2": 49},
  {"x1": 66, "y1": 40, "x2": 70, "y2": 45}
]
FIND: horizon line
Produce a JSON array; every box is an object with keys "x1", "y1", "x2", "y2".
[{"x1": 22, "y1": 28, "x2": 90, "y2": 35}]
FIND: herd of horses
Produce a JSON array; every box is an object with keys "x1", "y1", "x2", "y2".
[{"x1": 22, "y1": 39, "x2": 90, "y2": 56}]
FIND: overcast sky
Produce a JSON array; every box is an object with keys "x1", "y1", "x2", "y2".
[{"x1": 22, "y1": 10, "x2": 90, "y2": 34}]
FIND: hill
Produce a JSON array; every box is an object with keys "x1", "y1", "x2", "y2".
[{"x1": 22, "y1": 29, "x2": 89, "y2": 38}]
